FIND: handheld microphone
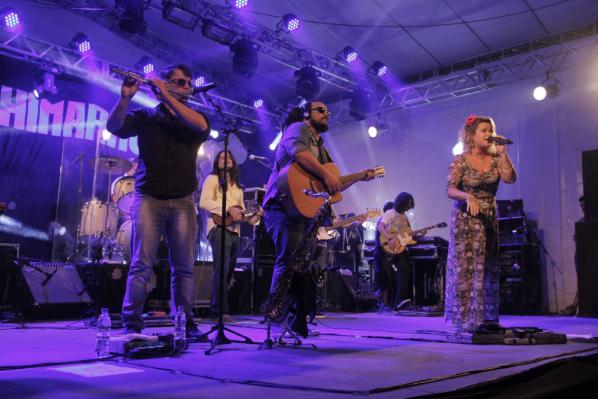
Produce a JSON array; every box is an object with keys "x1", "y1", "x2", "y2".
[
  {"x1": 249, "y1": 154, "x2": 269, "y2": 162},
  {"x1": 191, "y1": 82, "x2": 216, "y2": 95},
  {"x1": 488, "y1": 136, "x2": 513, "y2": 145}
]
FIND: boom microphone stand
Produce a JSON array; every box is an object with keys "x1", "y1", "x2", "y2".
[{"x1": 197, "y1": 91, "x2": 254, "y2": 355}]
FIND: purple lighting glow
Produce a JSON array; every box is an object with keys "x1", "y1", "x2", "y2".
[
  {"x1": 371, "y1": 61, "x2": 388, "y2": 77},
  {"x1": 2, "y1": 8, "x2": 19, "y2": 29},
  {"x1": 253, "y1": 98, "x2": 264, "y2": 109},
  {"x1": 193, "y1": 76, "x2": 205, "y2": 87},
  {"x1": 78, "y1": 40, "x2": 91, "y2": 53},
  {"x1": 342, "y1": 46, "x2": 358, "y2": 63},
  {"x1": 234, "y1": 0, "x2": 248, "y2": 9},
  {"x1": 283, "y1": 14, "x2": 300, "y2": 32}
]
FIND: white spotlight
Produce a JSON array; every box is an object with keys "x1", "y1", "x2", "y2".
[
  {"x1": 367, "y1": 126, "x2": 378, "y2": 138},
  {"x1": 210, "y1": 129, "x2": 219, "y2": 139},
  {"x1": 269, "y1": 131, "x2": 282, "y2": 151},
  {"x1": 101, "y1": 129, "x2": 112, "y2": 141},
  {"x1": 452, "y1": 141, "x2": 464, "y2": 156},
  {"x1": 533, "y1": 86, "x2": 547, "y2": 101}
]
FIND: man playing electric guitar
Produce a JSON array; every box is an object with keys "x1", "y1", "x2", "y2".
[
  {"x1": 375, "y1": 193, "x2": 417, "y2": 311},
  {"x1": 199, "y1": 150, "x2": 262, "y2": 320}
]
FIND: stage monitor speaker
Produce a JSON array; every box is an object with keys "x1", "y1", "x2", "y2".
[
  {"x1": 327, "y1": 270, "x2": 377, "y2": 312},
  {"x1": 575, "y1": 220, "x2": 598, "y2": 317},
  {"x1": 193, "y1": 261, "x2": 212, "y2": 309},
  {"x1": 411, "y1": 258, "x2": 444, "y2": 307},
  {"x1": 582, "y1": 149, "x2": 598, "y2": 221},
  {"x1": 252, "y1": 255, "x2": 275, "y2": 313},
  {"x1": 22, "y1": 262, "x2": 92, "y2": 305}
]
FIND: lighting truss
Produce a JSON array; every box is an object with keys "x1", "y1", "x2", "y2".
[{"x1": 0, "y1": 31, "x2": 282, "y2": 127}]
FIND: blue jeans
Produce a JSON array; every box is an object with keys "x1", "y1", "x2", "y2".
[
  {"x1": 122, "y1": 193, "x2": 196, "y2": 331},
  {"x1": 208, "y1": 226, "x2": 240, "y2": 315}
]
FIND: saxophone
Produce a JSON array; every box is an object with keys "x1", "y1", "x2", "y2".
[{"x1": 261, "y1": 190, "x2": 332, "y2": 321}]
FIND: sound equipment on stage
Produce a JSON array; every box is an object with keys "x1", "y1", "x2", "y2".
[
  {"x1": 582, "y1": 149, "x2": 598, "y2": 221},
  {"x1": 448, "y1": 325, "x2": 567, "y2": 345},
  {"x1": 497, "y1": 199, "x2": 524, "y2": 218},
  {"x1": 229, "y1": 261, "x2": 252, "y2": 314},
  {"x1": 575, "y1": 220, "x2": 598, "y2": 317},
  {"x1": 409, "y1": 236, "x2": 448, "y2": 308},
  {"x1": 252, "y1": 254, "x2": 275, "y2": 313},
  {"x1": 192, "y1": 261, "x2": 212, "y2": 309},
  {"x1": 326, "y1": 268, "x2": 377, "y2": 312}
]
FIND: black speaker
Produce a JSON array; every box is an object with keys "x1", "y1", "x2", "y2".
[
  {"x1": 252, "y1": 255, "x2": 275, "y2": 313},
  {"x1": 193, "y1": 261, "x2": 212, "y2": 309},
  {"x1": 22, "y1": 262, "x2": 92, "y2": 305},
  {"x1": 576, "y1": 220, "x2": 598, "y2": 317},
  {"x1": 229, "y1": 267, "x2": 252, "y2": 314},
  {"x1": 582, "y1": 149, "x2": 598, "y2": 221},
  {"x1": 327, "y1": 270, "x2": 377, "y2": 312}
]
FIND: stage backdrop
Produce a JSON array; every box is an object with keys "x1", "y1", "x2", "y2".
[
  {"x1": 328, "y1": 60, "x2": 598, "y2": 313},
  {"x1": 0, "y1": 56, "x2": 271, "y2": 259}
]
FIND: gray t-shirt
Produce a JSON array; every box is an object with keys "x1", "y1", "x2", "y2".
[{"x1": 263, "y1": 122, "x2": 332, "y2": 206}]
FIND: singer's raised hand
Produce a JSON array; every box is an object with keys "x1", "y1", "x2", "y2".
[{"x1": 494, "y1": 135, "x2": 507, "y2": 155}]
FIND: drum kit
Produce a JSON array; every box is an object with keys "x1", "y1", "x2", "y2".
[{"x1": 78, "y1": 156, "x2": 135, "y2": 263}]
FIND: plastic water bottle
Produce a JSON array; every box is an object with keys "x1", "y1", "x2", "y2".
[
  {"x1": 174, "y1": 305, "x2": 186, "y2": 344},
  {"x1": 95, "y1": 308, "x2": 111, "y2": 359}
]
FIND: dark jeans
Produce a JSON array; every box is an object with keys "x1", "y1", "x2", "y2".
[
  {"x1": 122, "y1": 193, "x2": 196, "y2": 332},
  {"x1": 207, "y1": 226, "x2": 240, "y2": 315},
  {"x1": 375, "y1": 247, "x2": 411, "y2": 307}
]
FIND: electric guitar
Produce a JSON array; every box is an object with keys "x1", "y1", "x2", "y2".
[
  {"x1": 212, "y1": 200, "x2": 260, "y2": 227},
  {"x1": 380, "y1": 222, "x2": 447, "y2": 255},
  {"x1": 316, "y1": 208, "x2": 382, "y2": 241},
  {"x1": 277, "y1": 162, "x2": 385, "y2": 218}
]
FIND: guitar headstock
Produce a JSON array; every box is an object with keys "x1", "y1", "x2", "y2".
[
  {"x1": 438, "y1": 222, "x2": 448, "y2": 228},
  {"x1": 365, "y1": 208, "x2": 382, "y2": 219},
  {"x1": 371, "y1": 165, "x2": 385, "y2": 178}
]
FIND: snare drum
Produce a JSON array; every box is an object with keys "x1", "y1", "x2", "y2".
[{"x1": 80, "y1": 201, "x2": 118, "y2": 238}]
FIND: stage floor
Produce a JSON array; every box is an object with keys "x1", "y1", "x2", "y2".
[{"x1": 1, "y1": 313, "x2": 598, "y2": 398}]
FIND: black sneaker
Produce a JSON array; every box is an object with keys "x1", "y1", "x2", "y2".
[{"x1": 186, "y1": 322, "x2": 208, "y2": 342}]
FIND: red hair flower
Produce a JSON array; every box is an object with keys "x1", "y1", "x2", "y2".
[{"x1": 465, "y1": 114, "x2": 477, "y2": 126}]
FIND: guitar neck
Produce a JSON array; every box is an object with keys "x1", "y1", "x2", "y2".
[
  {"x1": 332, "y1": 214, "x2": 362, "y2": 228},
  {"x1": 340, "y1": 171, "x2": 368, "y2": 185},
  {"x1": 413, "y1": 223, "x2": 442, "y2": 236}
]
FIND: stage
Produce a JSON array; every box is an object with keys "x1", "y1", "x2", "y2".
[{"x1": 1, "y1": 313, "x2": 597, "y2": 398}]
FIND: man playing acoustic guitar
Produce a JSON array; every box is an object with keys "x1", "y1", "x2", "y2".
[{"x1": 262, "y1": 99, "x2": 379, "y2": 337}]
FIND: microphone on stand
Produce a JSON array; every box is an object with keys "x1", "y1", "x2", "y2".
[
  {"x1": 191, "y1": 82, "x2": 216, "y2": 95},
  {"x1": 488, "y1": 136, "x2": 514, "y2": 145},
  {"x1": 249, "y1": 154, "x2": 270, "y2": 162}
]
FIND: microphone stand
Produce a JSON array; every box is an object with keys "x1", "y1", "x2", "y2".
[{"x1": 196, "y1": 91, "x2": 254, "y2": 355}]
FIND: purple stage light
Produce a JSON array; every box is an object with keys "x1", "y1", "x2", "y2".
[
  {"x1": 371, "y1": 61, "x2": 387, "y2": 77},
  {"x1": 143, "y1": 63, "x2": 154, "y2": 74},
  {"x1": 1, "y1": 8, "x2": 20, "y2": 29},
  {"x1": 78, "y1": 40, "x2": 91, "y2": 53},
  {"x1": 233, "y1": 0, "x2": 248, "y2": 9},
  {"x1": 253, "y1": 98, "x2": 264, "y2": 109},
  {"x1": 70, "y1": 33, "x2": 92, "y2": 54},
  {"x1": 342, "y1": 46, "x2": 358, "y2": 63},
  {"x1": 193, "y1": 76, "x2": 206, "y2": 87},
  {"x1": 135, "y1": 56, "x2": 155, "y2": 75},
  {"x1": 283, "y1": 14, "x2": 300, "y2": 32}
]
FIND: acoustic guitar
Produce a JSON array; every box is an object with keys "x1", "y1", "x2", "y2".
[
  {"x1": 380, "y1": 222, "x2": 447, "y2": 255},
  {"x1": 316, "y1": 208, "x2": 382, "y2": 241},
  {"x1": 212, "y1": 200, "x2": 260, "y2": 227},
  {"x1": 277, "y1": 163, "x2": 385, "y2": 218}
]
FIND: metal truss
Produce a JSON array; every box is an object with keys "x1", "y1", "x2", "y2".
[
  {"x1": 0, "y1": 30, "x2": 281, "y2": 127},
  {"x1": 375, "y1": 23, "x2": 598, "y2": 114}
]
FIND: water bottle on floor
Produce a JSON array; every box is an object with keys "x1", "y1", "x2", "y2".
[
  {"x1": 95, "y1": 308, "x2": 111, "y2": 359},
  {"x1": 174, "y1": 305, "x2": 186, "y2": 346}
]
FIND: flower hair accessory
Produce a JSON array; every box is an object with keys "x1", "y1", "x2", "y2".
[{"x1": 465, "y1": 114, "x2": 477, "y2": 126}]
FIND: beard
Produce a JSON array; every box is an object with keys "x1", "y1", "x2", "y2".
[{"x1": 310, "y1": 119, "x2": 329, "y2": 133}]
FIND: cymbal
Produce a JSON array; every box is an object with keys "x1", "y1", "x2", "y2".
[{"x1": 91, "y1": 156, "x2": 132, "y2": 173}]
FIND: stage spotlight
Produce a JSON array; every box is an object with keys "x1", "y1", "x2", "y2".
[
  {"x1": 533, "y1": 70, "x2": 560, "y2": 101},
  {"x1": 162, "y1": 1, "x2": 200, "y2": 30},
  {"x1": 135, "y1": 56, "x2": 154, "y2": 75},
  {"x1": 452, "y1": 141, "x2": 464, "y2": 156},
  {"x1": 339, "y1": 46, "x2": 358, "y2": 63},
  {"x1": 277, "y1": 13, "x2": 300, "y2": 33},
  {"x1": 295, "y1": 66, "x2": 321, "y2": 101},
  {"x1": 253, "y1": 98, "x2": 264, "y2": 109},
  {"x1": 226, "y1": 0, "x2": 248, "y2": 9},
  {"x1": 117, "y1": 0, "x2": 146, "y2": 34},
  {"x1": 230, "y1": 38, "x2": 258, "y2": 78},
  {"x1": 193, "y1": 76, "x2": 206, "y2": 87},
  {"x1": 201, "y1": 19, "x2": 237, "y2": 45},
  {"x1": 1, "y1": 7, "x2": 20, "y2": 29},
  {"x1": 101, "y1": 129, "x2": 112, "y2": 141},
  {"x1": 370, "y1": 61, "x2": 388, "y2": 77},
  {"x1": 349, "y1": 90, "x2": 372, "y2": 121},
  {"x1": 33, "y1": 72, "x2": 58, "y2": 99},
  {"x1": 210, "y1": 129, "x2": 219, "y2": 139},
  {"x1": 367, "y1": 126, "x2": 378, "y2": 138},
  {"x1": 69, "y1": 33, "x2": 92, "y2": 54},
  {"x1": 269, "y1": 131, "x2": 282, "y2": 151}
]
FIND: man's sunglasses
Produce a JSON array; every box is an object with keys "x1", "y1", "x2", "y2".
[
  {"x1": 310, "y1": 107, "x2": 331, "y2": 116},
  {"x1": 168, "y1": 78, "x2": 192, "y2": 88}
]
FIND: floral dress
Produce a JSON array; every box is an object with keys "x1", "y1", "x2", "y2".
[{"x1": 444, "y1": 154, "x2": 515, "y2": 331}]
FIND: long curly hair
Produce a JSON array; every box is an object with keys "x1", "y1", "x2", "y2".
[
  {"x1": 210, "y1": 150, "x2": 241, "y2": 189},
  {"x1": 459, "y1": 115, "x2": 495, "y2": 153}
]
